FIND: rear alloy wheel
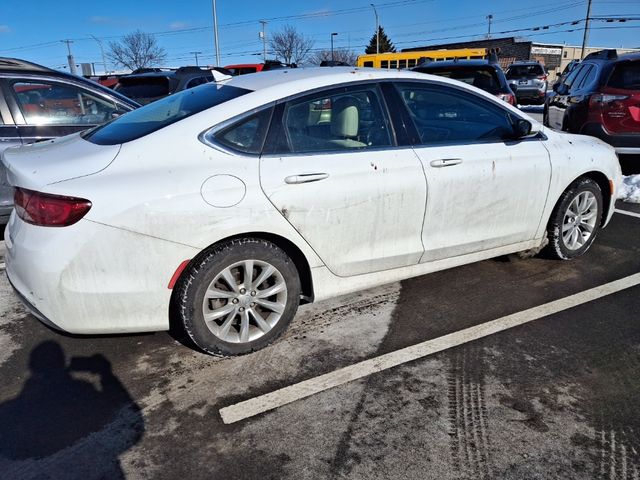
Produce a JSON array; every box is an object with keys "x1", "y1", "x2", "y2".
[
  {"x1": 545, "y1": 177, "x2": 603, "y2": 260},
  {"x1": 176, "y1": 238, "x2": 301, "y2": 356}
]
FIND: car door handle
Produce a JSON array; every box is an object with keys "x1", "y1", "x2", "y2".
[
  {"x1": 284, "y1": 173, "x2": 329, "y2": 184},
  {"x1": 430, "y1": 158, "x2": 463, "y2": 168}
]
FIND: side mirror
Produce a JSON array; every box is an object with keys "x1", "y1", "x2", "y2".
[{"x1": 512, "y1": 119, "x2": 536, "y2": 138}]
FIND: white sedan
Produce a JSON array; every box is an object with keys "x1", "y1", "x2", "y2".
[{"x1": 2, "y1": 67, "x2": 621, "y2": 356}]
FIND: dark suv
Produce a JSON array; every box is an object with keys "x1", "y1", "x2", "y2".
[
  {"x1": 413, "y1": 59, "x2": 517, "y2": 106},
  {"x1": 545, "y1": 50, "x2": 640, "y2": 157},
  {"x1": 0, "y1": 57, "x2": 139, "y2": 224},
  {"x1": 114, "y1": 66, "x2": 228, "y2": 104}
]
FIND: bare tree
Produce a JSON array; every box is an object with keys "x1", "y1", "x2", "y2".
[
  {"x1": 269, "y1": 25, "x2": 314, "y2": 65},
  {"x1": 310, "y1": 49, "x2": 358, "y2": 66},
  {"x1": 107, "y1": 30, "x2": 167, "y2": 71}
]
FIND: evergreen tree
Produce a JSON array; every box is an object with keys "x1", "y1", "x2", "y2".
[{"x1": 365, "y1": 26, "x2": 396, "y2": 54}]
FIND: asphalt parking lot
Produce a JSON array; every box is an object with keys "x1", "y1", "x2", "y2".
[{"x1": 1, "y1": 196, "x2": 639, "y2": 479}]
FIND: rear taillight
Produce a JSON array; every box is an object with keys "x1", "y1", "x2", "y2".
[
  {"x1": 497, "y1": 93, "x2": 517, "y2": 106},
  {"x1": 14, "y1": 188, "x2": 92, "y2": 227},
  {"x1": 590, "y1": 93, "x2": 630, "y2": 107},
  {"x1": 538, "y1": 74, "x2": 548, "y2": 82}
]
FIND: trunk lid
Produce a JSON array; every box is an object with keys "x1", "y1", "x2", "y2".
[{"x1": 1, "y1": 132, "x2": 120, "y2": 191}]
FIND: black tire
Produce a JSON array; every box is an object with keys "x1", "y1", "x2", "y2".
[
  {"x1": 544, "y1": 177, "x2": 603, "y2": 260},
  {"x1": 175, "y1": 238, "x2": 301, "y2": 356}
]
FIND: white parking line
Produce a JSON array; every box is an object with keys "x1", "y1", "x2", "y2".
[
  {"x1": 615, "y1": 208, "x2": 640, "y2": 219},
  {"x1": 219, "y1": 272, "x2": 640, "y2": 424}
]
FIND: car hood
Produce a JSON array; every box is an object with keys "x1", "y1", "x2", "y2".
[{"x1": 1, "y1": 133, "x2": 121, "y2": 191}]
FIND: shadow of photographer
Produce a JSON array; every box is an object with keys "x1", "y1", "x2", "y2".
[{"x1": 0, "y1": 340, "x2": 144, "y2": 478}]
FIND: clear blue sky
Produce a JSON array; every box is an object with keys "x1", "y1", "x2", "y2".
[{"x1": 1, "y1": 0, "x2": 638, "y2": 73}]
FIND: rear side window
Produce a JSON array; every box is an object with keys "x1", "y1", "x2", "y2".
[
  {"x1": 395, "y1": 82, "x2": 513, "y2": 144},
  {"x1": 85, "y1": 84, "x2": 251, "y2": 145},
  {"x1": 506, "y1": 64, "x2": 544, "y2": 79},
  {"x1": 12, "y1": 80, "x2": 122, "y2": 125},
  {"x1": 608, "y1": 62, "x2": 640, "y2": 90},
  {"x1": 210, "y1": 106, "x2": 273, "y2": 154}
]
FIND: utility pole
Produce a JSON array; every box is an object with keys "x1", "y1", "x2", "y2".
[
  {"x1": 89, "y1": 34, "x2": 109, "y2": 75},
  {"x1": 190, "y1": 51, "x2": 202, "y2": 65},
  {"x1": 62, "y1": 39, "x2": 77, "y2": 75},
  {"x1": 370, "y1": 4, "x2": 379, "y2": 54},
  {"x1": 331, "y1": 33, "x2": 338, "y2": 62},
  {"x1": 259, "y1": 21, "x2": 267, "y2": 62},
  {"x1": 580, "y1": 0, "x2": 593, "y2": 60},
  {"x1": 486, "y1": 15, "x2": 493, "y2": 39},
  {"x1": 212, "y1": 0, "x2": 221, "y2": 65}
]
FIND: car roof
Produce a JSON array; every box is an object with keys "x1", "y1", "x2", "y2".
[
  {"x1": 226, "y1": 66, "x2": 450, "y2": 92},
  {"x1": 508, "y1": 61, "x2": 543, "y2": 66}
]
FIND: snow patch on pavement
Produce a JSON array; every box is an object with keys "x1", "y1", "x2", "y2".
[{"x1": 618, "y1": 175, "x2": 640, "y2": 204}]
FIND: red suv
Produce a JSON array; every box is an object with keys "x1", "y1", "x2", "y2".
[{"x1": 545, "y1": 50, "x2": 640, "y2": 158}]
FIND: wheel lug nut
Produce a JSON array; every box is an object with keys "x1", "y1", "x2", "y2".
[
  {"x1": 239, "y1": 307, "x2": 245, "y2": 312},
  {"x1": 240, "y1": 288, "x2": 246, "y2": 294},
  {"x1": 250, "y1": 302, "x2": 256, "y2": 307},
  {"x1": 232, "y1": 298, "x2": 239, "y2": 304},
  {"x1": 250, "y1": 291, "x2": 256, "y2": 296}
]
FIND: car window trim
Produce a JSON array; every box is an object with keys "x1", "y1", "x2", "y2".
[{"x1": 0, "y1": 79, "x2": 15, "y2": 125}]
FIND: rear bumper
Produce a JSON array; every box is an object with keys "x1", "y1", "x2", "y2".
[
  {"x1": 4, "y1": 214, "x2": 200, "y2": 334},
  {"x1": 581, "y1": 123, "x2": 640, "y2": 154}
]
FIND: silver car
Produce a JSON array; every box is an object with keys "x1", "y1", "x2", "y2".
[{"x1": 506, "y1": 61, "x2": 548, "y2": 105}]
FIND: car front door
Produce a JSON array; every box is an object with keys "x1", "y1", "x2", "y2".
[
  {"x1": 259, "y1": 83, "x2": 427, "y2": 277},
  {"x1": 392, "y1": 81, "x2": 552, "y2": 262},
  {"x1": 5, "y1": 78, "x2": 129, "y2": 144}
]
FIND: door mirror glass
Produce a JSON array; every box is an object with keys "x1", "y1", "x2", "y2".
[{"x1": 512, "y1": 119, "x2": 534, "y2": 138}]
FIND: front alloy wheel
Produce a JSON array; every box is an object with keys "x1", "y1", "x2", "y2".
[{"x1": 545, "y1": 177, "x2": 603, "y2": 260}]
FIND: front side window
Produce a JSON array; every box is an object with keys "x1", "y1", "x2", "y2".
[
  {"x1": 12, "y1": 81, "x2": 121, "y2": 126},
  {"x1": 278, "y1": 85, "x2": 392, "y2": 154},
  {"x1": 85, "y1": 83, "x2": 251, "y2": 145},
  {"x1": 395, "y1": 82, "x2": 514, "y2": 144}
]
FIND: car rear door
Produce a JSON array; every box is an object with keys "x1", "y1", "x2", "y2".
[
  {"x1": 259, "y1": 82, "x2": 427, "y2": 277},
  {"x1": 392, "y1": 81, "x2": 551, "y2": 262}
]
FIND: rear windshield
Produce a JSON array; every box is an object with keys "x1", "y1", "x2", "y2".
[
  {"x1": 608, "y1": 62, "x2": 640, "y2": 90},
  {"x1": 115, "y1": 76, "x2": 171, "y2": 103},
  {"x1": 422, "y1": 67, "x2": 502, "y2": 94},
  {"x1": 84, "y1": 83, "x2": 251, "y2": 145},
  {"x1": 506, "y1": 64, "x2": 545, "y2": 79}
]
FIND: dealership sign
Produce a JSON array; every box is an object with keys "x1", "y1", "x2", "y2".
[{"x1": 531, "y1": 46, "x2": 563, "y2": 55}]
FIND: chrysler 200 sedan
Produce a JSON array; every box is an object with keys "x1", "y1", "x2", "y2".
[{"x1": 2, "y1": 67, "x2": 621, "y2": 356}]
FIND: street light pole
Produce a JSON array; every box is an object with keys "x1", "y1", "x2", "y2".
[
  {"x1": 370, "y1": 4, "x2": 379, "y2": 54},
  {"x1": 190, "y1": 51, "x2": 202, "y2": 65},
  {"x1": 61, "y1": 39, "x2": 77, "y2": 75},
  {"x1": 89, "y1": 34, "x2": 109, "y2": 74},
  {"x1": 580, "y1": 0, "x2": 593, "y2": 60},
  {"x1": 486, "y1": 14, "x2": 493, "y2": 39},
  {"x1": 260, "y1": 21, "x2": 267, "y2": 62},
  {"x1": 212, "y1": 0, "x2": 221, "y2": 65},
  {"x1": 331, "y1": 33, "x2": 338, "y2": 62}
]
